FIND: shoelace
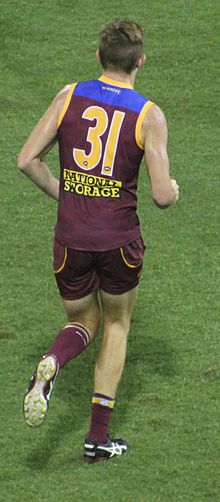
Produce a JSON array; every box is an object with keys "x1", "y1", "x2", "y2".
[{"x1": 99, "y1": 441, "x2": 125, "y2": 457}]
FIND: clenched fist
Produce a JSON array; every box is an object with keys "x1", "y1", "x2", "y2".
[{"x1": 171, "y1": 179, "x2": 179, "y2": 202}]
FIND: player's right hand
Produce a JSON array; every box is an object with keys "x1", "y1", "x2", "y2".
[{"x1": 171, "y1": 178, "x2": 179, "y2": 202}]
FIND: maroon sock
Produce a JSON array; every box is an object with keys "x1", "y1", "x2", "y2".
[
  {"x1": 47, "y1": 323, "x2": 90, "y2": 369},
  {"x1": 88, "y1": 393, "x2": 115, "y2": 443}
]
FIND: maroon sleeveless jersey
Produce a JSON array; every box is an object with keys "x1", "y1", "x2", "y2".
[{"x1": 55, "y1": 75, "x2": 153, "y2": 251}]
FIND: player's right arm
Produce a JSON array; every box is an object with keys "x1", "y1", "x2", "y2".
[
  {"x1": 17, "y1": 86, "x2": 70, "y2": 201},
  {"x1": 142, "y1": 104, "x2": 179, "y2": 208}
]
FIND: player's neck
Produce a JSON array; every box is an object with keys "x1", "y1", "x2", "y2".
[{"x1": 101, "y1": 70, "x2": 137, "y2": 88}]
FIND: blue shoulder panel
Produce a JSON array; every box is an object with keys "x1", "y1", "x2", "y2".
[{"x1": 73, "y1": 80, "x2": 149, "y2": 113}]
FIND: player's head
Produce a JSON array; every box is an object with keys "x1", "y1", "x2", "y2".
[{"x1": 98, "y1": 19, "x2": 146, "y2": 75}]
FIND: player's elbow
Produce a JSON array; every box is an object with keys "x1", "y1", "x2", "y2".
[{"x1": 17, "y1": 153, "x2": 32, "y2": 172}]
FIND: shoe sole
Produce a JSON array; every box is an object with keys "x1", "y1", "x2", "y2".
[
  {"x1": 23, "y1": 356, "x2": 57, "y2": 427},
  {"x1": 84, "y1": 456, "x2": 108, "y2": 464}
]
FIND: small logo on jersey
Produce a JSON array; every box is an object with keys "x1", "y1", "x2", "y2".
[
  {"x1": 83, "y1": 161, "x2": 88, "y2": 166},
  {"x1": 102, "y1": 85, "x2": 121, "y2": 95},
  {"x1": 103, "y1": 166, "x2": 111, "y2": 173}
]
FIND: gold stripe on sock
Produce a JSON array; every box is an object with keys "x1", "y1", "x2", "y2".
[{"x1": 92, "y1": 397, "x2": 115, "y2": 409}]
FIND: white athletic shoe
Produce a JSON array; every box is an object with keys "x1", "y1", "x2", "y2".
[{"x1": 23, "y1": 355, "x2": 59, "y2": 427}]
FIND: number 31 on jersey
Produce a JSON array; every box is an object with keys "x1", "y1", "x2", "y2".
[{"x1": 73, "y1": 105, "x2": 125, "y2": 177}]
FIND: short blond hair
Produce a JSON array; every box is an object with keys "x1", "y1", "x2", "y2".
[{"x1": 99, "y1": 19, "x2": 144, "y2": 74}]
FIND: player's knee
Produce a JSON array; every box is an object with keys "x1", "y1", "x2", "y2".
[{"x1": 104, "y1": 317, "x2": 131, "y2": 336}]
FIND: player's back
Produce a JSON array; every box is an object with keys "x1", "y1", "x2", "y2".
[{"x1": 56, "y1": 76, "x2": 153, "y2": 251}]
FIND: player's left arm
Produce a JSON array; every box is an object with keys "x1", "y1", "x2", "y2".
[{"x1": 17, "y1": 86, "x2": 70, "y2": 201}]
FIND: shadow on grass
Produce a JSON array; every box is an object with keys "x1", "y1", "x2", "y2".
[{"x1": 127, "y1": 329, "x2": 177, "y2": 377}]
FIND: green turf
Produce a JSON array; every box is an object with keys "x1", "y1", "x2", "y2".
[{"x1": 1, "y1": 0, "x2": 220, "y2": 500}]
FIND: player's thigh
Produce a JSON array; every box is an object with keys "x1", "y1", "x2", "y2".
[
  {"x1": 100, "y1": 286, "x2": 138, "y2": 330},
  {"x1": 62, "y1": 290, "x2": 101, "y2": 341}
]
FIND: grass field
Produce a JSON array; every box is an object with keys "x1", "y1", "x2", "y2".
[{"x1": 1, "y1": 0, "x2": 220, "y2": 500}]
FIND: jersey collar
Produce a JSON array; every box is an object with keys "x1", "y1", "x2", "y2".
[{"x1": 98, "y1": 75, "x2": 133, "y2": 89}]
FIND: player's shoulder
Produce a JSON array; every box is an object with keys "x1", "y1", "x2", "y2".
[
  {"x1": 55, "y1": 84, "x2": 74, "y2": 105},
  {"x1": 142, "y1": 102, "x2": 167, "y2": 129},
  {"x1": 54, "y1": 84, "x2": 77, "y2": 127},
  {"x1": 138, "y1": 100, "x2": 168, "y2": 147}
]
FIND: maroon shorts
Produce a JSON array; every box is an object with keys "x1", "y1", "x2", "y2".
[{"x1": 53, "y1": 237, "x2": 146, "y2": 300}]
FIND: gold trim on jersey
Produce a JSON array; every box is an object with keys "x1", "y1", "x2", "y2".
[
  {"x1": 54, "y1": 246, "x2": 68, "y2": 273},
  {"x1": 98, "y1": 75, "x2": 133, "y2": 89},
  {"x1": 57, "y1": 83, "x2": 77, "y2": 128},
  {"x1": 135, "y1": 100, "x2": 154, "y2": 150},
  {"x1": 120, "y1": 247, "x2": 142, "y2": 269}
]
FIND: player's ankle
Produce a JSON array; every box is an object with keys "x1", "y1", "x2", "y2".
[{"x1": 88, "y1": 393, "x2": 115, "y2": 443}]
